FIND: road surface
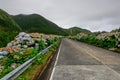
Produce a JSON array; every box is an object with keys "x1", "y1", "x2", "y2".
[{"x1": 50, "y1": 38, "x2": 120, "y2": 80}]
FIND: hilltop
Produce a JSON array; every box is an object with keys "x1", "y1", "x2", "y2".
[
  {"x1": 0, "y1": 9, "x2": 21, "y2": 32},
  {"x1": 0, "y1": 9, "x2": 21, "y2": 47},
  {"x1": 0, "y1": 8, "x2": 91, "y2": 47},
  {"x1": 12, "y1": 14, "x2": 67, "y2": 35},
  {"x1": 67, "y1": 27, "x2": 91, "y2": 35},
  {"x1": 12, "y1": 14, "x2": 91, "y2": 36}
]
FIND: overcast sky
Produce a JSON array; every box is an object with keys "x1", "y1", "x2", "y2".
[{"x1": 0, "y1": 0, "x2": 120, "y2": 32}]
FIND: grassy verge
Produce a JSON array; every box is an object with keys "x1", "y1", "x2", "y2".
[
  {"x1": 15, "y1": 42, "x2": 60, "y2": 80},
  {"x1": 0, "y1": 37, "x2": 60, "y2": 78},
  {"x1": 70, "y1": 36, "x2": 120, "y2": 53}
]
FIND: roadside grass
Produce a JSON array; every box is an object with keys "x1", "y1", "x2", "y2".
[
  {"x1": 116, "y1": 49, "x2": 120, "y2": 53},
  {"x1": 15, "y1": 44, "x2": 58, "y2": 80}
]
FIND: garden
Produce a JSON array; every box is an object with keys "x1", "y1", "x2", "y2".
[
  {"x1": 0, "y1": 32, "x2": 60, "y2": 78},
  {"x1": 70, "y1": 32, "x2": 120, "y2": 52}
]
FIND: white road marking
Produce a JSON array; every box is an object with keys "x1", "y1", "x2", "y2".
[
  {"x1": 49, "y1": 41, "x2": 62, "y2": 80},
  {"x1": 84, "y1": 48, "x2": 120, "y2": 77},
  {"x1": 70, "y1": 39, "x2": 120, "y2": 77},
  {"x1": 50, "y1": 39, "x2": 120, "y2": 80}
]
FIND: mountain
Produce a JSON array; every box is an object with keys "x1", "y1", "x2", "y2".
[
  {"x1": 12, "y1": 14, "x2": 67, "y2": 35},
  {"x1": 0, "y1": 8, "x2": 91, "y2": 36},
  {"x1": 111, "y1": 28, "x2": 120, "y2": 32},
  {"x1": 0, "y1": 9, "x2": 21, "y2": 32},
  {"x1": 12, "y1": 14, "x2": 91, "y2": 36},
  {"x1": 67, "y1": 27, "x2": 91, "y2": 35},
  {"x1": 0, "y1": 9, "x2": 22, "y2": 47},
  {"x1": 0, "y1": 8, "x2": 91, "y2": 47}
]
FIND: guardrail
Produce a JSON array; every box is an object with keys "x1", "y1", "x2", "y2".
[{"x1": 0, "y1": 44, "x2": 54, "y2": 80}]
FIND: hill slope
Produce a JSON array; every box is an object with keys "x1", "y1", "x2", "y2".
[
  {"x1": 67, "y1": 27, "x2": 91, "y2": 35},
  {"x1": 0, "y1": 9, "x2": 21, "y2": 32},
  {"x1": 0, "y1": 9, "x2": 91, "y2": 47},
  {"x1": 0, "y1": 9, "x2": 22, "y2": 47},
  {"x1": 12, "y1": 14, "x2": 67, "y2": 35},
  {"x1": 12, "y1": 14, "x2": 91, "y2": 36}
]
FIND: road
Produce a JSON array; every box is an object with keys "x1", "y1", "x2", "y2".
[{"x1": 50, "y1": 38, "x2": 120, "y2": 80}]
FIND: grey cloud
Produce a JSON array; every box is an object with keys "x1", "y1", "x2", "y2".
[{"x1": 0, "y1": 0, "x2": 120, "y2": 31}]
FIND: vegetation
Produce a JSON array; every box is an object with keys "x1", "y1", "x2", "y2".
[
  {"x1": 12, "y1": 14, "x2": 91, "y2": 36},
  {"x1": 111, "y1": 28, "x2": 120, "y2": 32},
  {"x1": 70, "y1": 30, "x2": 120, "y2": 52},
  {"x1": 0, "y1": 9, "x2": 22, "y2": 48},
  {"x1": 0, "y1": 32, "x2": 18, "y2": 47},
  {"x1": 0, "y1": 36, "x2": 60, "y2": 78},
  {"x1": 0, "y1": 9, "x2": 21, "y2": 32},
  {"x1": 0, "y1": 8, "x2": 118, "y2": 50},
  {"x1": 15, "y1": 40, "x2": 60, "y2": 80},
  {"x1": 77, "y1": 34, "x2": 117, "y2": 49},
  {"x1": 66, "y1": 27, "x2": 91, "y2": 36},
  {"x1": 0, "y1": 48, "x2": 38, "y2": 78},
  {"x1": 0, "y1": 8, "x2": 90, "y2": 48},
  {"x1": 12, "y1": 14, "x2": 67, "y2": 35}
]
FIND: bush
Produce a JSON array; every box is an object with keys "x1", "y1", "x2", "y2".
[
  {"x1": 78, "y1": 34, "x2": 117, "y2": 49},
  {"x1": 39, "y1": 41, "x2": 46, "y2": 51},
  {"x1": 0, "y1": 31, "x2": 17, "y2": 47}
]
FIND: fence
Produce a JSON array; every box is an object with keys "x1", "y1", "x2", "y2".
[{"x1": 1, "y1": 44, "x2": 54, "y2": 80}]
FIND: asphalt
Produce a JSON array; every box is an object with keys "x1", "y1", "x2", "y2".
[{"x1": 50, "y1": 38, "x2": 120, "y2": 80}]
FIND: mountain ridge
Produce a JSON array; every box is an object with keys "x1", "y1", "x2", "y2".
[
  {"x1": 0, "y1": 9, "x2": 21, "y2": 47},
  {"x1": 0, "y1": 9, "x2": 21, "y2": 32},
  {"x1": 12, "y1": 14, "x2": 68, "y2": 35},
  {"x1": 11, "y1": 14, "x2": 91, "y2": 36}
]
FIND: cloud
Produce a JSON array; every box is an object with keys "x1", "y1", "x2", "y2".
[{"x1": 0, "y1": 0, "x2": 120, "y2": 31}]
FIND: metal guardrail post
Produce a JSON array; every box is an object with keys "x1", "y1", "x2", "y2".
[{"x1": 0, "y1": 43, "x2": 55, "y2": 80}]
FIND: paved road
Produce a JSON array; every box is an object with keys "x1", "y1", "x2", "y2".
[{"x1": 50, "y1": 38, "x2": 120, "y2": 80}]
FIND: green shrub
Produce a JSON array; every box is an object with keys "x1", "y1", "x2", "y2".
[
  {"x1": 78, "y1": 34, "x2": 117, "y2": 49},
  {"x1": 39, "y1": 41, "x2": 46, "y2": 50}
]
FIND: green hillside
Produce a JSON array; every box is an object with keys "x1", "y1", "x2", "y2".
[
  {"x1": 12, "y1": 14, "x2": 67, "y2": 35},
  {"x1": 0, "y1": 9, "x2": 21, "y2": 32},
  {"x1": 67, "y1": 27, "x2": 91, "y2": 35},
  {"x1": 0, "y1": 8, "x2": 91, "y2": 47},
  {"x1": 0, "y1": 9, "x2": 21, "y2": 47},
  {"x1": 12, "y1": 14, "x2": 91, "y2": 36}
]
